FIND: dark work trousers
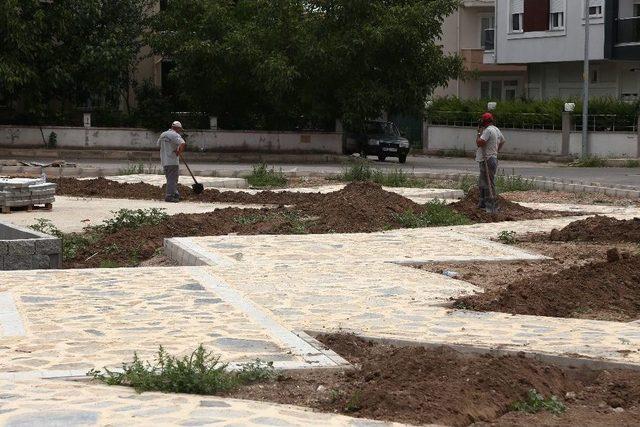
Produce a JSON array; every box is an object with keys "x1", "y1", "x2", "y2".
[
  {"x1": 164, "y1": 165, "x2": 180, "y2": 201},
  {"x1": 478, "y1": 157, "x2": 498, "y2": 208}
]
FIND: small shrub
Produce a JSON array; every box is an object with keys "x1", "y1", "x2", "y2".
[
  {"x1": 89, "y1": 345, "x2": 275, "y2": 395},
  {"x1": 99, "y1": 260, "x2": 120, "y2": 268},
  {"x1": 118, "y1": 163, "x2": 145, "y2": 175},
  {"x1": 344, "y1": 390, "x2": 363, "y2": 412},
  {"x1": 509, "y1": 389, "x2": 566, "y2": 415},
  {"x1": 394, "y1": 200, "x2": 470, "y2": 228},
  {"x1": 457, "y1": 175, "x2": 477, "y2": 194},
  {"x1": 29, "y1": 218, "x2": 92, "y2": 259},
  {"x1": 247, "y1": 163, "x2": 288, "y2": 188},
  {"x1": 47, "y1": 132, "x2": 57, "y2": 149},
  {"x1": 498, "y1": 230, "x2": 517, "y2": 245},
  {"x1": 626, "y1": 159, "x2": 640, "y2": 168},
  {"x1": 495, "y1": 173, "x2": 536, "y2": 192},
  {"x1": 570, "y1": 156, "x2": 607, "y2": 167},
  {"x1": 94, "y1": 208, "x2": 168, "y2": 234},
  {"x1": 340, "y1": 161, "x2": 374, "y2": 182}
]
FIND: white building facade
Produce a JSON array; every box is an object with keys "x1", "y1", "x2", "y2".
[{"x1": 487, "y1": 0, "x2": 640, "y2": 100}]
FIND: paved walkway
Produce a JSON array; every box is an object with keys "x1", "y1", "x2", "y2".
[
  {"x1": 1, "y1": 195, "x2": 640, "y2": 425},
  {"x1": 87, "y1": 174, "x2": 248, "y2": 189}
]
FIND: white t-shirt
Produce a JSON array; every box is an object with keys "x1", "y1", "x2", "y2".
[
  {"x1": 157, "y1": 129, "x2": 185, "y2": 167},
  {"x1": 476, "y1": 125, "x2": 505, "y2": 162}
]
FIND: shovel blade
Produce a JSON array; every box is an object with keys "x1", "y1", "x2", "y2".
[{"x1": 192, "y1": 183, "x2": 205, "y2": 195}]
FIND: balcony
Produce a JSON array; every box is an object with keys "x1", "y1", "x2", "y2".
[
  {"x1": 615, "y1": 16, "x2": 640, "y2": 46},
  {"x1": 462, "y1": 49, "x2": 526, "y2": 73}
]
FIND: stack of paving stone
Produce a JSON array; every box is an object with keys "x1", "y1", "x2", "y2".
[{"x1": 0, "y1": 176, "x2": 56, "y2": 213}]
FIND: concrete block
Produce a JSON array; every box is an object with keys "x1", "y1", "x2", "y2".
[
  {"x1": 49, "y1": 254, "x2": 62, "y2": 269},
  {"x1": 7, "y1": 240, "x2": 36, "y2": 256},
  {"x1": 0, "y1": 241, "x2": 7, "y2": 255},
  {"x1": 3, "y1": 254, "x2": 32, "y2": 270},
  {"x1": 32, "y1": 255, "x2": 52, "y2": 270},
  {"x1": 36, "y1": 239, "x2": 61, "y2": 255}
]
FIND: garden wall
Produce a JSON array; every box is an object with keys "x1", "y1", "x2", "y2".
[
  {"x1": 0, "y1": 126, "x2": 343, "y2": 155},
  {"x1": 427, "y1": 125, "x2": 639, "y2": 158},
  {"x1": 0, "y1": 221, "x2": 62, "y2": 270}
]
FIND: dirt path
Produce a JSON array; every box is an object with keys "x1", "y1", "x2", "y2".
[{"x1": 228, "y1": 334, "x2": 640, "y2": 427}]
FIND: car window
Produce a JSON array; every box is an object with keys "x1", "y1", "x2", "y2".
[{"x1": 364, "y1": 122, "x2": 400, "y2": 137}]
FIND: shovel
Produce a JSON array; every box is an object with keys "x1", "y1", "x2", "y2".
[{"x1": 178, "y1": 153, "x2": 204, "y2": 195}]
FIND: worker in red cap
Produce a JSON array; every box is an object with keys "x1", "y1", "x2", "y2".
[{"x1": 475, "y1": 112, "x2": 506, "y2": 212}]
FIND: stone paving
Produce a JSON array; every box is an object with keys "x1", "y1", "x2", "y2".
[
  {"x1": 0, "y1": 379, "x2": 407, "y2": 426},
  {"x1": 0, "y1": 195, "x2": 639, "y2": 425}
]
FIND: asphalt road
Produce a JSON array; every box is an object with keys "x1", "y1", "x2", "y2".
[{"x1": 72, "y1": 155, "x2": 640, "y2": 187}]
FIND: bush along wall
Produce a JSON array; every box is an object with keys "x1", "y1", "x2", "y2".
[{"x1": 427, "y1": 97, "x2": 640, "y2": 131}]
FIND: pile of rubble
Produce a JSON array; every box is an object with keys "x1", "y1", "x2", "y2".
[{"x1": 0, "y1": 176, "x2": 56, "y2": 214}]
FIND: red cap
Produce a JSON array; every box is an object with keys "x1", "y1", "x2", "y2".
[{"x1": 481, "y1": 112, "x2": 494, "y2": 125}]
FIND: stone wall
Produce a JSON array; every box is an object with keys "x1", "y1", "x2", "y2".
[{"x1": 0, "y1": 222, "x2": 62, "y2": 270}]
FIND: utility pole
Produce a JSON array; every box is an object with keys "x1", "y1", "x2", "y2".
[{"x1": 582, "y1": 0, "x2": 590, "y2": 157}]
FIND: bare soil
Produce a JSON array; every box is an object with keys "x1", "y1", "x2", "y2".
[
  {"x1": 548, "y1": 215, "x2": 640, "y2": 243},
  {"x1": 449, "y1": 188, "x2": 568, "y2": 223},
  {"x1": 455, "y1": 253, "x2": 640, "y2": 321},
  {"x1": 57, "y1": 179, "x2": 565, "y2": 268},
  {"x1": 228, "y1": 334, "x2": 640, "y2": 427}
]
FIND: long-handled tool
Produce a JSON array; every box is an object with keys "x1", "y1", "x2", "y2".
[{"x1": 178, "y1": 153, "x2": 204, "y2": 195}]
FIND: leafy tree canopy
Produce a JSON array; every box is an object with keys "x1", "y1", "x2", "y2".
[{"x1": 149, "y1": 0, "x2": 462, "y2": 129}]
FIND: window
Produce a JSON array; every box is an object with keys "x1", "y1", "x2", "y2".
[
  {"x1": 549, "y1": 0, "x2": 564, "y2": 30},
  {"x1": 587, "y1": 0, "x2": 603, "y2": 18},
  {"x1": 510, "y1": 0, "x2": 524, "y2": 32},
  {"x1": 504, "y1": 80, "x2": 519, "y2": 100},
  {"x1": 482, "y1": 80, "x2": 519, "y2": 101},
  {"x1": 480, "y1": 16, "x2": 495, "y2": 49},
  {"x1": 523, "y1": 0, "x2": 550, "y2": 32}
]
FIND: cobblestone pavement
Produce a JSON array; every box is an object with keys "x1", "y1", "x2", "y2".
[
  {"x1": 0, "y1": 379, "x2": 408, "y2": 426},
  {"x1": 1, "y1": 199, "x2": 639, "y2": 425}
]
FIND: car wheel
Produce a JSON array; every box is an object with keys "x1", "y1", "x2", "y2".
[
  {"x1": 378, "y1": 155, "x2": 386, "y2": 162},
  {"x1": 398, "y1": 154, "x2": 407, "y2": 164}
]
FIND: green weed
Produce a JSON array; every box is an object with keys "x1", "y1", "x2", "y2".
[
  {"x1": 509, "y1": 389, "x2": 566, "y2": 415},
  {"x1": 247, "y1": 163, "x2": 287, "y2": 188},
  {"x1": 570, "y1": 156, "x2": 607, "y2": 168},
  {"x1": 99, "y1": 260, "x2": 120, "y2": 268},
  {"x1": 495, "y1": 172, "x2": 536, "y2": 192},
  {"x1": 497, "y1": 230, "x2": 517, "y2": 245},
  {"x1": 118, "y1": 162, "x2": 145, "y2": 175},
  {"x1": 344, "y1": 390, "x2": 363, "y2": 412},
  {"x1": 89, "y1": 345, "x2": 275, "y2": 395},
  {"x1": 394, "y1": 200, "x2": 470, "y2": 228},
  {"x1": 626, "y1": 159, "x2": 640, "y2": 168},
  {"x1": 94, "y1": 208, "x2": 168, "y2": 234},
  {"x1": 29, "y1": 218, "x2": 93, "y2": 259},
  {"x1": 339, "y1": 162, "x2": 425, "y2": 188},
  {"x1": 457, "y1": 175, "x2": 477, "y2": 194}
]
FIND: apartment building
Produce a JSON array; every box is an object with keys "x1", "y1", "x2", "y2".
[
  {"x1": 435, "y1": 0, "x2": 527, "y2": 100},
  {"x1": 488, "y1": 0, "x2": 640, "y2": 100}
]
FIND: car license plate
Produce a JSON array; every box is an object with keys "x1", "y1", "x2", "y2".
[{"x1": 382, "y1": 147, "x2": 397, "y2": 152}]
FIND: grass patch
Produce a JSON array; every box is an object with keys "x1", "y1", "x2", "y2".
[
  {"x1": 394, "y1": 200, "x2": 470, "y2": 228},
  {"x1": 497, "y1": 230, "x2": 517, "y2": 245},
  {"x1": 456, "y1": 175, "x2": 477, "y2": 194},
  {"x1": 509, "y1": 389, "x2": 566, "y2": 415},
  {"x1": 338, "y1": 162, "x2": 425, "y2": 188},
  {"x1": 233, "y1": 211, "x2": 312, "y2": 234},
  {"x1": 247, "y1": 163, "x2": 287, "y2": 188},
  {"x1": 117, "y1": 162, "x2": 158, "y2": 175},
  {"x1": 626, "y1": 159, "x2": 640, "y2": 168},
  {"x1": 29, "y1": 218, "x2": 93, "y2": 259},
  {"x1": 94, "y1": 208, "x2": 168, "y2": 234},
  {"x1": 99, "y1": 260, "x2": 120, "y2": 268},
  {"x1": 570, "y1": 156, "x2": 607, "y2": 168},
  {"x1": 89, "y1": 345, "x2": 275, "y2": 395},
  {"x1": 495, "y1": 173, "x2": 536, "y2": 192}
]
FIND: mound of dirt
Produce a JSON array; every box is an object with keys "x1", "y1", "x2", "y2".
[
  {"x1": 549, "y1": 215, "x2": 640, "y2": 243},
  {"x1": 229, "y1": 333, "x2": 640, "y2": 426},
  {"x1": 456, "y1": 253, "x2": 640, "y2": 321},
  {"x1": 301, "y1": 181, "x2": 422, "y2": 233},
  {"x1": 449, "y1": 187, "x2": 563, "y2": 222}
]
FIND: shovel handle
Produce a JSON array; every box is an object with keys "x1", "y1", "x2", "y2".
[{"x1": 178, "y1": 153, "x2": 198, "y2": 183}]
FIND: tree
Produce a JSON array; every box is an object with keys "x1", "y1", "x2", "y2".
[{"x1": 0, "y1": 0, "x2": 152, "y2": 117}]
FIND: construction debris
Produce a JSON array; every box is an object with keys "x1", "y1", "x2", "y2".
[{"x1": 0, "y1": 176, "x2": 56, "y2": 214}]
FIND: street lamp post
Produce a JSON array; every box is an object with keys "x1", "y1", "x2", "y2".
[{"x1": 582, "y1": 0, "x2": 590, "y2": 157}]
